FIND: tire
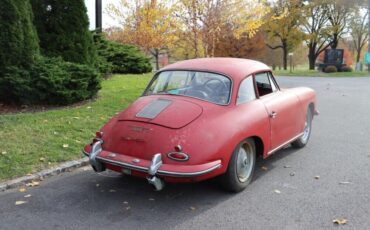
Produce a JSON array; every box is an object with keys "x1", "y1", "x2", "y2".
[
  {"x1": 292, "y1": 107, "x2": 313, "y2": 148},
  {"x1": 220, "y1": 138, "x2": 256, "y2": 193}
]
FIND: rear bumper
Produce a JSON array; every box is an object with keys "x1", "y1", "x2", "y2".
[{"x1": 83, "y1": 148, "x2": 222, "y2": 178}]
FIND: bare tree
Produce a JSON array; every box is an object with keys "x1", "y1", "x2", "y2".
[
  {"x1": 350, "y1": 9, "x2": 369, "y2": 63},
  {"x1": 301, "y1": 1, "x2": 331, "y2": 70}
]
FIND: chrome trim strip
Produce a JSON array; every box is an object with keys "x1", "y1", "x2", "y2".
[
  {"x1": 96, "y1": 156, "x2": 148, "y2": 173},
  {"x1": 95, "y1": 155, "x2": 221, "y2": 177},
  {"x1": 157, "y1": 164, "x2": 221, "y2": 177},
  {"x1": 267, "y1": 132, "x2": 304, "y2": 155}
]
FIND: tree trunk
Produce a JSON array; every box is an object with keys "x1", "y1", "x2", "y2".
[
  {"x1": 307, "y1": 43, "x2": 317, "y2": 70},
  {"x1": 282, "y1": 40, "x2": 288, "y2": 70},
  {"x1": 152, "y1": 49, "x2": 160, "y2": 70},
  {"x1": 330, "y1": 34, "x2": 339, "y2": 49}
]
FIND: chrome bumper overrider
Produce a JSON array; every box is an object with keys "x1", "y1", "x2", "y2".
[{"x1": 84, "y1": 143, "x2": 221, "y2": 191}]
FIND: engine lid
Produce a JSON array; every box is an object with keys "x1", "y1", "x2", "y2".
[{"x1": 118, "y1": 97, "x2": 203, "y2": 129}]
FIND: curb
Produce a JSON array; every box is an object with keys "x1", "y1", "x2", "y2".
[{"x1": 0, "y1": 158, "x2": 89, "y2": 192}]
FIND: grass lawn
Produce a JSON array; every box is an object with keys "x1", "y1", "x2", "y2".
[
  {"x1": 273, "y1": 69, "x2": 370, "y2": 77},
  {"x1": 0, "y1": 73, "x2": 152, "y2": 181}
]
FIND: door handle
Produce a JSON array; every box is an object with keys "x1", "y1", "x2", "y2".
[{"x1": 269, "y1": 111, "x2": 277, "y2": 118}]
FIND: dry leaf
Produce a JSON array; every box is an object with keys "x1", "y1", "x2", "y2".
[
  {"x1": 148, "y1": 198, "x2": 155, "y2": 201},
  {"x1": 283, "y1": 165, "x2": 292, "y2": 168},
  {"x1": 261, "y1": 166, "x2": 268, "y2": 171},
  {"x1": 73, "y1": 117, "x2": 80, "y2": 119},
  {"x1": 333, "y1": 218, "x2": 347, "y2": 225},
  {"x1": 39, "y1": 157, "x2": 45, "y2": 162},
  {"x1": 24, "y1": 194, "x2": 32, "y2": 198},
  {"x1": 314, "y1": 176, "x2": 320, "y2": 180},
  {"x1": 26, "y1": 181, "x2": 40, "y2": 187},
  {"x1": 189, "y1": 206, "x2": 197, "y2": 211},
  {"x1": 62, "y1": 144, "x2": 69, "y2": 148},
  {"x1": 19, "y1": 188, "x2": 27, "y2": 193},
  {"x1": 290, "y1": 172, "x2": 295, "y2": 176},
  {"x1": 109, "y1": 189, "x2": 116, "y2": 193},
  {"x1": 53, "y1": 131, "x2": 58, "y2": 135},
  {"x1": 339, "y1": 181, "x2": 351, "y2": 185},
  {"x1": 123, "y1": 201, "x2": 128, "y2": 205},
  {"x1": 26, "y1": 173, "x2": 32, "y2": 176},
  {"x1": 126, "y1": 206, "x2": 131, "y2": 210},
  {"x1": 87, "y1": 106, "x2": 92, "y2": 109},
  {"x1": 274, "y1": 189, "x2": 281, "y2": 194},
  {"x1": 15, "y1": 201, "x2": 28, "y2": 205},
  {"x1": 1, "y1": 151, "x2": 7, "y2": 155},
  {"x1": 75, "y1": 140, "x2": 81, "y2": 143}
]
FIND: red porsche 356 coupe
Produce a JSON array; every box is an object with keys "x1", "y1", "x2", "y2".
[{"x1": 83, "y1": 58, "x2": 318, "y2": 192}]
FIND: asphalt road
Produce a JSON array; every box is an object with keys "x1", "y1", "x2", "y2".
[{"x1": 1, "y1": 76, "x2": 370, "y2": 230}]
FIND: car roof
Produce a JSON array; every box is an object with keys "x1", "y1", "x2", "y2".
[{"x1": 160, "y1": 58, "x2": 271, "y2": 81}]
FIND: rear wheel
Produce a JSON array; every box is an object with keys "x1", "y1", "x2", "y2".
[
  {"x1": 292, "y1": 108, "x2": 313, "y2": 148},
  {"x1": 221, "y1": 138, "x2": 256, "y2": 192}
]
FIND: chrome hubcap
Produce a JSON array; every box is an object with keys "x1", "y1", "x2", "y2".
[
  {"x1": 236, "y1": 143, "x2": 254, "y2": 183},
  {"x1": 301, "y1": 111, "x2": 312, "y2": 143}
]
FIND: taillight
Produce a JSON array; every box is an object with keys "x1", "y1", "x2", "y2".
[
  {"x1": 96, "y1": 132, "x2": 104, "y2": 139},
  {"x1": 91, "y1": 131, "x2": 104, "y2": 145}
]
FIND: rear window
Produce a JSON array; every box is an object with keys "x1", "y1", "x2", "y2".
[{"x1": 144, "y1": 71, "x2": 232, "y2": 105}]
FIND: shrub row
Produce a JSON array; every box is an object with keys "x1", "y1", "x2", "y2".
[{"x1": 0, "y1": 57, "x2": 101, "y2": 105}]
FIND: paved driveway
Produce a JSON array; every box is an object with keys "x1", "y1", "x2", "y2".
[{"x1": 0, "y1": 76, "x2": 369, "y2": 230}]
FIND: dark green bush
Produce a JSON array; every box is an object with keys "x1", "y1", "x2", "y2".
[
  {"x1": 31, "y1": 0, "x2": 95, "y2": 65},
  {"x1": 0, "y1": 0, "x2": 39, "y2": 71},
  {"x1": 341, "y1": 66, "x2": 352, "y2": 72},
  {"x1": 324, "y1": 65, "x2": 338, "y2": 73},
  {"x1": 93, "y1": 33, "x2": 152, "y2": 74},
  {"x1": 0, "y1": 57, "x2": 101, "y2": 105}
]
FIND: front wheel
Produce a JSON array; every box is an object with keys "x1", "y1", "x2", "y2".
[
  {"x1": 220, "y1": 138, "x2": 256, "y2": 192},
  {"x1": 292, "y1": 108, "x2": 313, "y2": 148}
]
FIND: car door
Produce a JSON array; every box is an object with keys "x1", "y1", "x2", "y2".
[{"x1": 255, "y1": 72, "x2": 302, "y2": 153}]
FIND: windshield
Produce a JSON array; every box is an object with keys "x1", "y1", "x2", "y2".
[{"x1": 144, "y1": 71, "x2": 232, "y2": 105}]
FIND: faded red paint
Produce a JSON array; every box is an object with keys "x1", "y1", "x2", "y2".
[{"x1": 84, "y1": 58, "x2": 317, "y2": 183}]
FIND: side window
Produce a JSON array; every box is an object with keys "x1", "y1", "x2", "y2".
[
  {"x1": 237, "y1": 76, "x2": 256, "y2": 105},
  {"x1": 255, "y1": 72, "x2": 276, "y2": 97}
]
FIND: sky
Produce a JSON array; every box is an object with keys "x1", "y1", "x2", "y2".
[{"x1": 85, "y1": 0, "x2": 120, "y2": 30}]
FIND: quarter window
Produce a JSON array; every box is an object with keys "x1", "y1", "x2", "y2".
[
  {"x1": 255, "y1": 72, "x2": 277, "y2": 97},
  {"x1": 237, "y1": 76, "x2": 256, "y2": 105}
]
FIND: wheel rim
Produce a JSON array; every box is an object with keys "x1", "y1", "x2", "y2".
[
  {"x1": 301, "y1": 110, "x2": 312, "y2": 143},
  {"x1": 236, "y1": 143, "x2": 254, "y2": 183}
]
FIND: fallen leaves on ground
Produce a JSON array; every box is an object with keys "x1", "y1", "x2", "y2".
[
  {"x1": 1, "y1": 151, "x2": 7, "y2": 155},
  {"x1": 333, "y1": 218, "x2": 347, "y2": 225},
  {"x1": 274, "y1": 189, "x2": 281, "y2": 194},
  {"x1": 62, "y1": 144, "x2": 69, "y2": 148},
  {"x1": 261, "y1": 166, "x2": 268, "y2": 171},
  {"x1": 39, "y1": 157, "x2": 45, "y2": 162},
  {"x1": 24, "y1": 194, "x2": 32, "y2": 198},
  {"x1": 15, "y1": 201, "x2": 28, "y2": 205},
  {"x1": 19, "y1": 188, "x2": 27, "y2": 193},
  {"x1": 339, "y1": 181, "x2": 351, "y2": 185},
  {"x1": 26, "y1": 181, "x2": 40, "y2": 187}
]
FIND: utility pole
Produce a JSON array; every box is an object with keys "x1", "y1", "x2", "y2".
[{"x1": 95, "y1": 0, "x2": 102, "y2": 32}]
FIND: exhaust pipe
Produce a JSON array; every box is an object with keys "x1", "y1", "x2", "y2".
[{"x1": 147, "y1": 176, "x2": 165, "y2": 191}]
